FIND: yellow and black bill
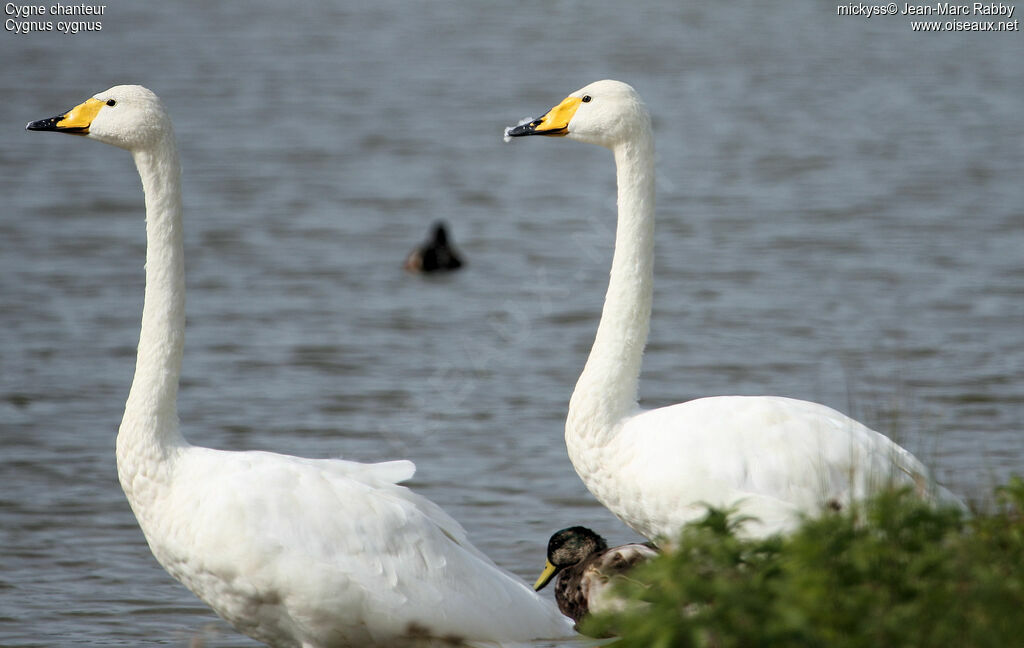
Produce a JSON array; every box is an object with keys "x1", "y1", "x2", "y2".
[
  {"x1": 26, "y1": 97, "x2": 105, "y2": 134},
  {"x1": 505, "y1": 95, "x2": 582, "y2": 138}
]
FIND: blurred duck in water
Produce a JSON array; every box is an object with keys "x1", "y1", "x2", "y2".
[{"x1": 404, "y1": 221, "x2": 464, "y2": 273}]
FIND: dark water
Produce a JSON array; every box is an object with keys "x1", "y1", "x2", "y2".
[{"x1": 1, "y1": 1, "x2": 1021, "y2": 645}]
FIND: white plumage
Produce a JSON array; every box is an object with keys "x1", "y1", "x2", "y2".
[
  {"x1": 507, "y1": 80, "x2": 958, "y2": 541},
  {"x1": 28, "y1": 85, "x2": 574, "y2": 648}
]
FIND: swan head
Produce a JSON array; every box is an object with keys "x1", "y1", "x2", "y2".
[
  {"x1": 505, "y1": 80, "x2": 650, "y2": 149},
  {"x1": 27, "y1": 85, "x2": 171, "y2": 151},
  {"x1": 533, "y1": 526, "x2": 608, "y2": 591}
]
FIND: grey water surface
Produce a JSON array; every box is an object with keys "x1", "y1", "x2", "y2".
[{"x1": 1, "y1": 1, "x2": 1021, "y2": 645}]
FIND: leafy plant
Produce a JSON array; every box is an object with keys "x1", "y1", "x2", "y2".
[{"x1": 584, "y1": 478, "x2": 1024, "y2": 648}]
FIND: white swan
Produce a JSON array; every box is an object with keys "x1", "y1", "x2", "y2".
[
  {"x1": 27, "y1": 85, "x2": 574, "y2": 648},
  {"x1": 506, "y1": 80, "x2": 958, "y2": 541}
]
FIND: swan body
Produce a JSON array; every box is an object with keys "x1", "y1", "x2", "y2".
[
  {"x1": 29, "y1": 86, "x2": 573, "y2": 648},
  {"x1": 506, "y1": 80, "x2": 957, "y2": 541},
  {"x1": 533, "y1": 527, "x2": 656, "y2": 625}
]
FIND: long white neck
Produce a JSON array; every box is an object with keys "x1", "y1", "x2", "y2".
[
  {"x1": 567, "y1": 126, "x2": 656, "y2": 449},
  {"x1": 116, "y1": 133, "x2": 189, "y2": 498}
]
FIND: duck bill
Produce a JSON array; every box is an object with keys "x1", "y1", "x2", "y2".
[
  {"x1": 533, "y1": 559, "x2": 558, "y2": 591},
  {"x1": 26, "y1": 97, "x2": 104, "y2": 135},
  {"x1": 506, "y1": 95, "x2": 582, "y2": 138}
]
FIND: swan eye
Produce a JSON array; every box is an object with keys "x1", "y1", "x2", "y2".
[
  {"x1": 106, "y1": 99, "x2": 117, "y2": 107},
  {"x1": 581, "y1": 95, "x2": 592, "y2": 103}
]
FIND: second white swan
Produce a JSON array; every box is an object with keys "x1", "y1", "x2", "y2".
[{"x1": 506, "y1": 80, "x2": 957, "y2": 541}]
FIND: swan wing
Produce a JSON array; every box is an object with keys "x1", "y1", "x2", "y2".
[
  {"x1": 606, "y1": 395, "x2": 941, "y2": 538},
  {"x1": 144, "y1": 448, "x2": 572, "y2": 645}
]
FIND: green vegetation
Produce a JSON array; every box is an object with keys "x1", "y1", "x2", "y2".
[{"x1": 584, "y1": 479, "x2": 1024, "y2": 647}]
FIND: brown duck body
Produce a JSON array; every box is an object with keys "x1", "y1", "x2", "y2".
[{"x1": 553, "y1": 542, "x2": 656, "y2": 622}]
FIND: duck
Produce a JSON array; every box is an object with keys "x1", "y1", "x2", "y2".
[
  {"x1": 27, "y1": 85, "x2": 574, "y2": 648},
  {"x1": 505, "y1": 80, "x2": 960, "y2": 542},
  {"x1": 404, "y1": 221, "x2": 464, "y2": 273},
  {"x1": 533, "y1": 526, "x2": 656, "y2": 626}
]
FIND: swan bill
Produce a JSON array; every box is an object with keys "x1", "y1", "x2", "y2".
[
  {"x1": 533, "y1": 559, "x2": 558, "y2": 591},
  {"x1": 26, "y1": 97, "x2": 104, "y2": 134},
  {"x1": 506, "y1": 95, "x2": 581, "y2": 137}
]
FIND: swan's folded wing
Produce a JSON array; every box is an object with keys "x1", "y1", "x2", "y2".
[
  {"x1": 161, "y1": 448, "x2": 572, "y2": 642},
  {"x1": 318, "y1": 455, "x2": 417, "y2": 486},
  {"x1": 308, "y1": 453, "x2": 486, "y2": 561},
  {"x1": 612, "y1": 395, "x2": 952, "y2": 538}
]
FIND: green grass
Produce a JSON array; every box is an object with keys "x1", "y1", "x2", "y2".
[{"x1": 584, "y1": 478, "x2": 1024, "y2": 647}]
